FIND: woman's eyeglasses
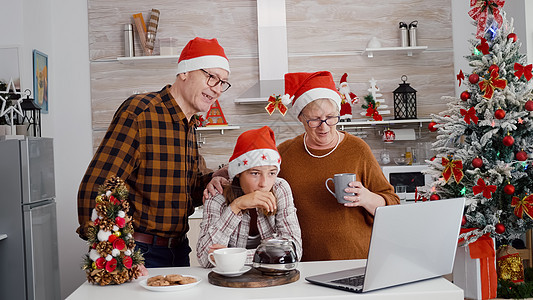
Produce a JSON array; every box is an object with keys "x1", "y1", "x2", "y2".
[
  {"x1": 304, "y1": 116, "x2": 340, "y2": 128},
  {"x1": 200, "y1": 69, "x2": 231, "y2": 92}
]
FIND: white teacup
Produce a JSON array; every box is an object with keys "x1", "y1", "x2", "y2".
[{"x1": 208, "y1": 247, "x2": 247, "y2": 273}]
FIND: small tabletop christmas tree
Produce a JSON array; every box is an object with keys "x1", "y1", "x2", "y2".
[
  {"x1": 421, "y1": 2, "x2": 533, "y2": 246},
  {"x1": 81, "y1": 175, "x2": 144, "y2": 285}
]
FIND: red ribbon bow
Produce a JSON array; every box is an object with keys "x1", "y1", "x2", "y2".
[
  {"x1": 512, "y1": 194, "x2": 533, "y2": 219},
  {"x1": 479, "y1": 69, "x2": 507, "y2": 99},
  {"x1": 514, "y1": 63, "x2": 533, "y2": 81},
  {"x1": 476, "y1": 37, "x2": 490, "y2": 55},
  {"x1": 457, "y1": 70, "x2": 465, "y2": 86},
  {"x1": 441, "y1": 157, "x2": 464, "y2": 183},
  {"x1": 469, "y1": 0, "x2": 505, "y2": 38},
  {"x1": 265, "y1": 95, "x2": 288, "y2": 116},
  {"x1": 365, "y1": 104, "x2": 383, "y2": 121},
  {"x1": 460, "y1": 107, "x2": 479, "y2": 125},
  {"x1": 472, "y1": 178, "x2": 497, "y2": 199}
]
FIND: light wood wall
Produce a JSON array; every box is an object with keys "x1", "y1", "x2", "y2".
[{"x1": 88, "y1": 0, "x2": 452, "y2": 169}]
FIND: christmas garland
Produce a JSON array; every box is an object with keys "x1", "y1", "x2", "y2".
[{"x1": 498, "y1": 267, "x2": 533, "y2": 299}]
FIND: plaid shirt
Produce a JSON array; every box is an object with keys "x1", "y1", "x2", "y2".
[
  {"x1": 196, "y1": 178, "x2": 302, "y2": 267},
  {"x1": 77, "y1": 85, "x2": 211, "y2": 239}
]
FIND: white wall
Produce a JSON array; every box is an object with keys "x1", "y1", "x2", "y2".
[
  {"x1": 451, "y1": 0, "x2": 476, "y2": 97},
  {"x1": 1, "y1": 0, "x2": 92, "y2": 298},
  {"x1": 49, "y1": 0, "x2": 93, "y2": 298}
]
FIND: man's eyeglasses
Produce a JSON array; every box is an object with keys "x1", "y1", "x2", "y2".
[
  {"x1": 304, "y1": 116, "x2": 340, "y2": 128},
  {"x1": 200, "y1": 69, "x2": 231, "y2": 92}
]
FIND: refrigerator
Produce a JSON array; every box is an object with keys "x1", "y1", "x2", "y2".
[{"x1": 0, "y1": 137, "x2": 60, "y2": 300}]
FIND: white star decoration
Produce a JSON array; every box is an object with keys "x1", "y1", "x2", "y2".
[{"x1": 0, "y1": 78, "x2": 26, "y2": 134}]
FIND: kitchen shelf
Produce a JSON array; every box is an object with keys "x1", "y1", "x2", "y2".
[
  {"x1": 338, "y1": 118, "x2": 432, "y2": 130},
  {"x1": 116, "y1": 55, "x2": 179, "y2": 64},
  {"x1": 0, "y1": 234, "x2": 7, "y2": 241},
  {"x1": 196, "y1": 125, "x2": 240, "y2": 134},
  {"x1": 363, "y1": 46, "x2": 428, "y2": 58}
]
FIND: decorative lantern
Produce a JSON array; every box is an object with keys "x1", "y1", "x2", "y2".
[
  {"x1": 16, "y1": 89, "x2": 41, "y2": 137},
  {"x1": 393, "y1": 75, "x2": 417, "y2": 119}
]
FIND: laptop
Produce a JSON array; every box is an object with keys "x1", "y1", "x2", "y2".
[{"x1": 305, "y1": 197, "x2": 465, "y2": 293}]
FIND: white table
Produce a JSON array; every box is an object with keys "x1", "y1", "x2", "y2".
[{"x1": 67, "y1": 260, "x2": 463, "y2": 300}]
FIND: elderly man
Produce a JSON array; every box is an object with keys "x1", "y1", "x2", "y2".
[{"x1": 77, "y1": 37, "x2": 231, "y2": 268}]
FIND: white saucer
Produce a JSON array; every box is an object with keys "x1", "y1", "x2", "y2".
[{"x1": 212, "y1": 265, "x2": 252, "y2": 277}]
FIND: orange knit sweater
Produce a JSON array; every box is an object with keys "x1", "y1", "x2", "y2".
[{"x1": 277, "y1": 132, "x2": 400, "y2": 261}]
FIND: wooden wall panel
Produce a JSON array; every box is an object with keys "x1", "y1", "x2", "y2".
[{"x1": 88, "y1": 0, "x2": 454, "y2": 170}]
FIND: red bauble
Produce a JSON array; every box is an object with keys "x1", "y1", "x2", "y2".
[
  {"x1": 460, "y1": 91, "x2": 471, "y2": 101},
  {"x1": 504, "y1": 184, "x2": 515, "y2": 195},
  {"x1": 469, "y1": 73, "x2": 480, "y2": 84},
  {"x1": 516, "y1": 151, "x2": 528, "y2": 161},
  {"x1": 495, "y1": 223, "x2": 505, "y2": 234},
  {"x1": 472, "y1": 157, "x2": 483, "y2": 168},
  {"x1": 503, "y1": 135, "x2": 515, "y2": 147},
  {"x1": 429, "y1": 194, "x2": 440, "y2": 201},
  {"x1": 489, "y1": 64, "x2": 500, "y2": 74},
  {"x1": 526, "y1": 100, "x2": 533, "y2": 111},
  {"x1": 430, "y1": 156, "x2": 436, "y2": 161},
  {"x1": 507, "y1": 33, "x2": 518, "y2": 42},
  {"x1": 494, "y1": 109, "x2": 506, "y2": 119},
  {"x1": 428, "y1": 121, "x2": 438, "y2": 132},
  {"x1": 461, "y1": 216, "x2": 467, "y2": 226}
]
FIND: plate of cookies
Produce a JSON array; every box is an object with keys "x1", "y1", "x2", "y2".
[{"x1": 140, "y1": 274, "x2": 201, "y2": 292}]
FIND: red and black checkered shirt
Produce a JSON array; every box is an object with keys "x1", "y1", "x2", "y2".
[{"x1": 77, "y1": 85, "x2": 211, "y2": 239}]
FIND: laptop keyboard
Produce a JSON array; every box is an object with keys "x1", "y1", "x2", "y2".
[{"x1": 332, "y1": 275, "x2": 365, "y2": 287}]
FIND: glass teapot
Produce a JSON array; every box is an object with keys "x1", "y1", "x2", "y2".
[{"x1": 252, "y1": 234, "x2": 298, "y2": 275}]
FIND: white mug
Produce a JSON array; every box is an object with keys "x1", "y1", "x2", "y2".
[
  {"x1": 208, "y1": 247, "x2": 247, "y2": 272},
  {"x1": 325, "y1": 173, "x2": 356, "y2": 204}
]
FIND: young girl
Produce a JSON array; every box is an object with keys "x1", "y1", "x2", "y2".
[{"x1": 196, "y1": 126, "x2": 302, "y2": 267}]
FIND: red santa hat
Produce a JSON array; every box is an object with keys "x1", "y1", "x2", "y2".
[
  {"x1": 281, "y1": 71, "x2": 342, "y2": 116},
  {"x1": 340, "y1": 73, "x2": 348, "y2": 84},
  {"x1": 176, "y1": 37, "x2": 230, "y2": 74},
  {"x1": 228, "y1": 126, "x2": 281, "y2": 179}
]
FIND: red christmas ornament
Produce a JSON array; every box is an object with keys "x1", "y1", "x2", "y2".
[
  {"x1": 430, "y1": 156, "x2": 436, "y2": 161},
  {"x1": 494, "y1": 109, "x2": 506, "y2": 119},
  {"x1": 504, "y1": 184, "x2": 515, "y2": 195},
  {"x1": 526, "y1": 100, "x2": 533, "y2": 111},
  {"x1": 428, "y1": 121, "x2": 438, "y2": 132},
  {"x1": 461, "y1": 215, "x2": 467, "y2": 226},
  {"x1": 429, "y1": 194, "x2": 440, "y2": 201},
  {"x1": 472, "y1": 157, "x2": 483, "y2": 168},
  {"x1": 516, "y1": 151, "x2": 528, "y2": 161},
  {"x1": 489, "y1": 64, "x2": 500, "y2": 74},
  {"x1": 495, "y1": 223, "x2": 505, "y2": 234},
  {"x1": 460, "y1": 91, "x2": 471, "y2": 101},
  {"x1": 469, "y1": 73, "x2": 480, "y2": 84},
  {"x1": 503, "y1": 135, "x2": 515, "y2": 147},
  {"x1": 507, "y1": 33, "x2": 518, "y2": 42}
]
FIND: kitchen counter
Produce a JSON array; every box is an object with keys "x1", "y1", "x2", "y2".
[{"x1": 67, "y1": 259, "x2": 463, "y2": 300}]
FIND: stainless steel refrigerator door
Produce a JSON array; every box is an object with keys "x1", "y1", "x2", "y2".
[
  {"x1": 23, "y1": 200, "x2": 60, "y2": 300},
  {"x1": 20, "y1": 137, "x2": 55, "y2": 204}
]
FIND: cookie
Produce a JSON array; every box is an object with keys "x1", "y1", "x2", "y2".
[
  {"x1": 149, "y1": 279, "x2": 170, "y2": 286},
  {"x1": 147, "y1": 275, "x2": 165, "y2": 285},
  {"x1": 165, "y1": 274, "x2": 184, "y2": 283},
  {"x1": 179, "y1": 276, "x2": 197, "y2": 285}
]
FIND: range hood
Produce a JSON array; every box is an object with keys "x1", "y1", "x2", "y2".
[{"x1": 234, "y1": 0, "x2": 288, "y2": 103}]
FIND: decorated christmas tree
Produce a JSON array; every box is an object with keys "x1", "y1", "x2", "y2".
[
  {"x1": 421, "y1": 1, "x2": 533, "y2": 246},
  {"x1": 81, "y1": 175, "x2": 144, "y2": 285}
]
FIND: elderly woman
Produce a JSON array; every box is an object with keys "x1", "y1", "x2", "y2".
[
  {"x1": 206, "y1": 71, "x2": 399, "y2": 262},
  {"x1": 197, "y1": 126, "x2": 302, "y2": 268},
  {"x1": 275, "y1": 71, "x2": 399, "y2": 261}
]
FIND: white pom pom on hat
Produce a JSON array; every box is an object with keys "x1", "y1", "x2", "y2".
[{"x1": 283, "y1": 71, "x2": 342, "y2": 116}]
